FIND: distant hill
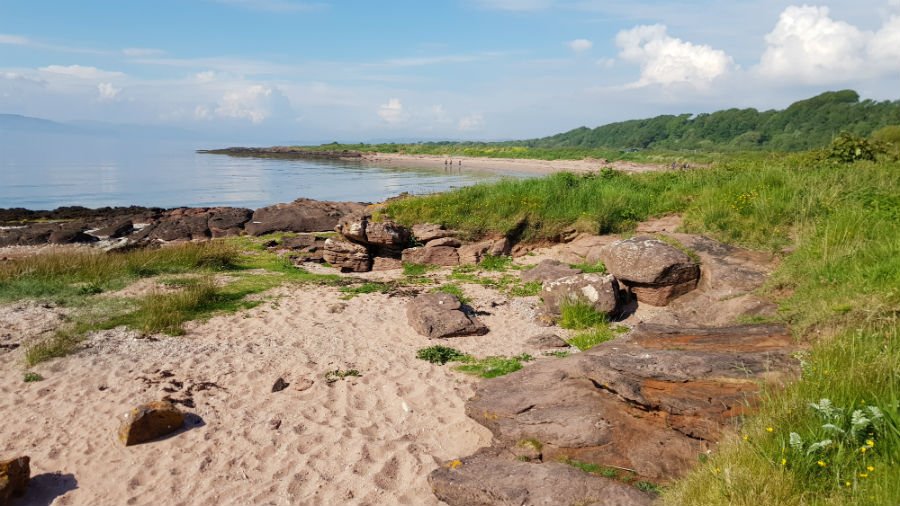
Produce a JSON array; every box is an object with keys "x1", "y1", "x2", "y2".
[
  {"x1": 509, "y1": 90, "x2": 900, "y2": 151},
  {"x1": 0, "y1": 114, "x2": 77, "y2": 134}
]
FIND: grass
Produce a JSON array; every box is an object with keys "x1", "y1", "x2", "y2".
[
  {"x1": 339, "y1": 282, "x2": 391, "y2": 299},
  {"x1": 416, "y1": 345, "x2": 469, "y2": 365},
  {"x1": 570, "y1": 260, "x2": 607, "y2": 274},
  {"x1": 23, "y1": 372, "x2": 43, "y2": 382},
  {"x1": 430, "y1": 283, "x2": 471, "y2": 305},
  {"x1": 448, "y1": 263, "x2": 540, "y2": 298},
  {"x1": 558, "y1": 300, "x2": 608, "y2": 330},
  {"x1": 324, "y1": 369, "x2": 362, "y2": 383},
  {"x1": 402, "y1": 262, "x2": 434, "y2": 276},
  {"x1": 454, "y1": 353, "x2": 534, "y2": 379},
  {"x1": 568, "y1": 326, "x2": 617, "y2": 351}
]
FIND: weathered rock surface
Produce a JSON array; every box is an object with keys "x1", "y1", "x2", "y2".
[
  {"x1": 525, "y1": 333, "x2": 569, "y2": 349},
  {"x1": 245, "y1": 198, "x2": 365, "y2": 236},
  {"x1": 429, "y1": 448, "x2": 653, "y2": 506},
  {"x1": 521, "y1": 259, "x2": 582, "y2": 284},
  {"x1": 458, "y1": 237, "x2": 510, "y2": 264},
  {"x1": 411, "y1": 223, "x2": 456, "y2": 243},
  {"x1": 335, "y1": 212, "x2": 411, "y2": 255},
  {"x1": 323, "y1": 238, "x2": 371, "y2": 272},
  {"x1": 118, "y1": 400, "x2": 185, "y2": 446},
  {"x1": 426, "y1": 236, "x2": 462, "y2": 248},
  {"x1": 541, "y1": 273, "x2": 622, "y2": 316},
  {"x1": 92, "y1": 219, "x2": 134, "y2": 239},
  {"x1": 0, "y1": 456, "x2": 30, "y2": 504},
  {"x1": 599, "y1": 236, "x2": 700, "y2": 306},
  {"x1": 459, "y1": 324, "x2": 796, "y2": 481},
  {"x1": 207, "y1": 207, "x2": 253, "y2": 237},
  {"x1": 372, "y1": 257, "x2": 403, "y2": 271},
  {"x1": 406, "y1": 293, "x2": 488, "y2": 338},
  {"x1": 401, "y1": 246, "x2": 460, "y2": 266}
]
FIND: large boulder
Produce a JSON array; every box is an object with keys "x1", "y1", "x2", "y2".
[
  {"x1": 0, "y1": 456, "x2": 30, "y2": 504},
  {"x1": 118, "y1": 400, "x2": 185, "y2": 446},
  {"x1": 48, "y1": 222, "x2": 98, "y2": 244},
  {"x1": 521, "y1": 259, "x2": 582, "y2": 284},
  {"x1": 402, "y1": 246, "x2": 460, "y2": 267},
  {"x1": 541, "y1": 273, "x2": 622, "y2": 316},
  {"x1": 323, "y1": 238, "x2": 371, "y2": 272},
  {"x1": 407, "y1": 293, "x2": 488, "y2": 338},
  {"x1": 207, "y1": 207, "x2": 253, "y2": 237},
  {"x1": 92, "y1": 219, "x2": 134, "y2": 239},
  {"x1": 429, "y1": 448, "x2": 653, "y2": 506},
  {"x1": 599, "y1": 236, "x2": 700, "y2": 306},
  {"x1": 335, "y1": 213, "x2": 410, "y2": 253},
  {"x1": 245, "y1": 198, "x2": 365, "y2": 236}
]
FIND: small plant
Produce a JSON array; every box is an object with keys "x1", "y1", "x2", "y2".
[
  {"x1": 568, "y1": 326, "x2": 615, "y2": 351},
  {"x1": 558, "y1": 301, "x2": 607, "y2": 330},
  {"x1": 416, "y1": 345, "x2": 469, "y2": 365},
  {"x1": 479, "y1": 255, "x2": 513, "y2": 272},
  {"x1": 544, "y1": 350, "x2": 570, "y2": 358},
  {"x1": 23, "y1": 372, "x2": 44, "y2": 382},
  {"x1": 454, "y1": 354, "x2": 534, "y2": 378},
  {"x1": 402, "y1": 263, "x2": 433, "y2": 277},
  {"x1": 828, "y1": 132, "x2": 883, "y2": 163},
  {"x1": 508, "y1": 281, "x2": 541, "y2": 297},
  {"x1": 430, "y1": 283, "x2": 471, "y2": 305},
  {"x1": 324, "y1": 369, "x2": 362, "y2": 383},
  {"x1": 570, "y1": 261, "x2": 607, "y2": 274},
  {"x1": 339, "y1": 282, "x2": 391, "y2": 299},
  {"x1": 634, "y1": 481, "x2": 661, "y2": 495}
]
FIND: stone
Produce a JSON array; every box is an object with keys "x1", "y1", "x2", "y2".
[
  {"x1": 92, "y1": 219, "x2": 134, "y2": 239},
  {"x1": 207, "y1": 207, "x2": 253, "y2": 237},
  {"x1": 406, "y1": 293, "x2": 488, "y2": 338},
  {"x1": 520, "y1": 259, "x2": 582, "y2": 284},
  {"x1": 279, "y1": 235, "x2": 318, "y2": 250},
  {"x1": 429, "y1": 449, "x2": 653, "y2": 506},
  {"x1": 48, "y1": 223, "x2": 98, "y2": 244},
  {"x1": 0, "y1": 456, "x2": 30, "y2": 503},
  {"x1": 272, "y1": 377, "x2": 289, "y2": 393},
  {"x1": 334, "y1": 213, "x2": 368, "y2": 243},
  {"x1": 426, "y1": 237, "x2": 462, "y2": 248},
  {"x1": 323, "y1": 238, "x2": 371, "y2": 272},
  {"x1": 245, "y1": 199, "x2": 365, "y2": 236},
  {"x1": 372, "y1": 257, "x2": 403, "y2": 271},
  {"x1": 401, "y1": 246, "x2": 459, "y2": 267},
  {"x1": 412, "y1": 223, "x2": 456, "y2": 243},
  {"x1": 598, "y1": 236, "x2": 700, "y2": 306},
  {"x1": 526, "y1": 333, "x2": 569, "y2": 349},
  {"x1": 457, "y1": 237, "x2": 511, "y2": 264},
  {"x1": 541, "y1": 273, "x2": 622, "y2": 316},
  {"x1": 335, "y1": 213, "x2": 411, "y2": 253},
  {"x1": 118, "y1": 400, "x2": 185, "y2": 446}
]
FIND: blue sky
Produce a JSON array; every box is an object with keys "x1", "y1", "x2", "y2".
[{"x1": 1, "y1": 0, "x2": 899, "y2": 143}]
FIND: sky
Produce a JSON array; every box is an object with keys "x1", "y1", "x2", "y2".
[{"x1": 1, "y1": 0, "x2": 899, "y2": 143}]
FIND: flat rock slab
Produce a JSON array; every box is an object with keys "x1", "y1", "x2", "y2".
[
  {"x1": 521, "y1": 259, "x2": 582, "y2": 283},
  {"x1": 246, "y1": 199, "x2": 365, "y2": 236},
  {"x1": 401, "y1": 246, "x2": 460, "y2": 266},
  {"x1": 430, "y1": 449, "x2": 654, "y2": 506},
  {"x1": 451, "y1": 324, "x2": 796, "y2": 488},
  {"x1": 406, "y1": 293, "x2": 488, "y2": 338},
  {"x1": 541, "y1": 273, "x2": 622, "y2": 316},
  {"x1": 323, "y1": 238, "x2": 371, "y2": 272},
  {"x1": 118, "y1": 400, "x2": 185, "y2": 446}
]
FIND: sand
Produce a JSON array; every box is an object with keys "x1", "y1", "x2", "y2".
[
  {"x1": 357, "y1": 152, "x2": 668, "y2": 175},
  {"x1": 0, "y1": 268, "x2": 561, "y2": 505}
]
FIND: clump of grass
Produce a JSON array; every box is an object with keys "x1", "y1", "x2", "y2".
[
  {"x1": 508, "y1": 281, "x2": 542, "y2": 297},
  {"x1": 23, "y1": 372, "x2": 43, "y2": 382},
  {"x1": 570, "y1": 261, "x2": 607, "y2": 274},
  {"x1": 544, "y1": 350, "x2": 571, "y2": 358},
  {"x1": 430, "y1": 283, "x2": 471, "y2": 305},
  {"x1": 324, "y1": 368, "x2": 362, "y2": 383},
  {"x1": 25, "y1": 331, "x2": 82, "y2": 366},
  {"x1": 568, "y1": 327, "x2": 616, "y2": 351},
  {"x1": 562, "y1": 458, "x2": 619, "y2": 478},
  {"x1": 479, "y1": 254, "x2": 513, "y2": 271},
  {"x1": 339, "y1": 282, "x2": 391, "y2": 299},
  {"x1": 454, "y1": 353, "x2": 534, "y2": 379},
  {"x1": 416, "y1": 345, "x2": 470, "y2": 365},
  {"x1": 558, "y1": 300, "x2": 608, "y2": 330},
  {"x1": 123, "y1": 277, "x2": 225, "y2": 335},
  {"x1": 402, "y1": 262, "x2": 434, "y2": 276}
]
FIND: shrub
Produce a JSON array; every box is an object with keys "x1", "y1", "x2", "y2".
[{"x1": 416, "y1": 345, "x2": 469, "y2": 365}]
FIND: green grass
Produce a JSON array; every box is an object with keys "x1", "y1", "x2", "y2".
[
  {"x1": 339, "y1": 282, "x2": 392, "y2": 299},
  {"x1": 569, "y1": 260, "x2": 607, "y2": 274},
  {"x1": 324, "y1": 368, "x2": 362, "y2": 383},
  {"x1": 23, "y1": 372, "x2": 43, "y2": 382},
  {"x1": 568, "y1": 326, "x2": 617, "y2": 351},
  {"x1": 558, "y1": 300, "x2": 608, "y2": 330},
  {"x1": 448, "y1": 265, "x2": 541, "y2": 298},
  {"x1": 479, "y1": 254, "x2": 513, "y2": 271},
  {"x1": 454, "y1": 353, "x2": 534, "y2": 379},
  {"x1": 416, "y1": 345, "x2": 470, "y2": 365},
  {"x1": 402, "y1": 262, "x2": 434, "y2": 276},
  {"x1": 430, "y1": 283, "x2": 471, "y2": 305}
]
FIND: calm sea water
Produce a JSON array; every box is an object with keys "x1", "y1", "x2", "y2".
[{"x1": 0, "y1": 132, "x2": 528, "y2": 210}]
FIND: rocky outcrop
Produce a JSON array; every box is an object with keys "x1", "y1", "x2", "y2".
[
  {"x1": 431, "y1": 324, "x2": 797, "y2": 501},
  {"x1": 520, "y1": 259, "x2": 582, "y2": 284},
  {"x1": 245, "y1": 198, "x2": 365, "y2": 236},
  {"x1": 406, "y1": 293, "x2": 488, "y2": 338},
  {"x1": 458, "y1": 238, "x2": 511, "y2": 264},
  {"x1": 411, "y1": 223, "x2": 457, "y2": 243},
  {"x1": 323, "y1": 238, "x2": 371, "y2": 272},
  {"x1": 525, "y1": 333, "x2": 569, "y2": 349},
  {"x1": 118, "y1": 400, "x2": 185, "y2": 446},
  {"x1": 429, "y1": 448, "x2": 654, "y2": 506},
  {"x1": 599, "y1": 236, "x2": 700, "y2": 306},
  {"x1": 541, "y1": 273, "x2": 622, "y2": 316},
  {"x1": 335, "y1": 212, "x2": 411, "y2": 254},
  {"x1": 0, "y1": 456, "x2": 30, "y2": 504},
  {"x1": 92, "y1": 219, "x2": 134, "y2": 239},
  {"x1": 401, "y1": 246, "x2": 460, "y2": 267}
]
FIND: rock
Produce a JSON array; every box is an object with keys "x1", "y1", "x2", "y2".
[
  {"x1": 520, "y1": 259, "x2": 582, "y2": 283},
  {"x1": 271, "y1": 377, "x2": 289, "y2": 392},
  {"x1": 459, "y1": 324, "x2": 797, "y2": 481},
  {"x1": 334, "y1": 213, "x2": 368, "y2": 243},
  {"x1": 599, "y1": 236, "x2": 700, "y2": 306},
  {"x1": 323, "y1": 238, "x2": 371, "y2": 272},
  {"x1": 526, "y1": 333, "x2": 569, "y2": 349},
  {"x1": 458, "y1": 237, "x2": 510, "y2": 264},
  {"x1": 279, "y1": 235, "x2": 318, "y2": 250},
  {"x1": 118, "y1": 400, "x2": 186, "y2": 446},
  {"x1": 335, "y1": 213, "x2": 411, "y2": 253},
  {"x1": 406, "y1": 293, "x2": 488, "y2": 338},
  {"x1": 372, "y1": 257, "x2": 403, "y2": 271},
  {"x1": 401, "y1": 246, "x2": 459, "y2": 267},
  {"x1": 48, "y1": 223, "x2": 98, "y2": 244},
  {"x1": 412, "y1": 223, "x2": 456, "y2": 243},
  {"x1": 93, "y1": 219, "x2": 134, "y2": 239},
  {"x1": 246, "y1": 199, "x2": 365, "y2": 236},
  {"x1": 426, "y1": 237, "x2": 462, "y2": 248},
  {"x1": 429, "y1": 449, "x2": 653, "y2": 506},
  {"x1": 541, "y1": 273, "x2": 622, "y2": 316},
  {"x1": 207, "y1": 207, "x2": 253, "y2": 237},
  {"x1": 0, "y1": 456, "x2": 30, "y2": 503}
]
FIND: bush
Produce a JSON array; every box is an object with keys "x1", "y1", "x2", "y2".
[
  {"x1": 416, "y1": 345, "x2": 469, "y2": 365},
  {"x1": 827, "y1": 132, "x2": 883, "y2": 163}
]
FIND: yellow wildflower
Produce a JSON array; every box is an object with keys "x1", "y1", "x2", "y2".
[
  {"x1": 781, "y1": 458, "x2": 787, "y2": 466},
  {"x1": 867, "y1": 465, "x2": 875, "y2": 472},
  {"x1": 766, "y1": 427, "x2": 774, "y2": 433},
  {"x1": 859, "y1": 473, "x2": 868, "y2": 478},
  {"x1": 817, "y1": 461, "x2": 827, "y2": 468},
  {"x1": 846, "y1": 481, "x2": 852, "y2": 487},
  {"x1": 742, "y1": 434, "x2": 749, "y2": 441},
  {"x1": 861, "y1": 446, "x2": 868, "y2": 454},
  {"x1": 866, "y1": 440, "x2": 875, "y2": 447},
  {"x1": 448, "y1": 460, "x2": 463, "y2": 470}
]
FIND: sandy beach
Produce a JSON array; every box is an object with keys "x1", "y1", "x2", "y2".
[{"x1": 357, "y1": 153, "x2": 668, "y2": 175}]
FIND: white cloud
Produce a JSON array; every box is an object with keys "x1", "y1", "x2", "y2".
[
  {"x1": 97, "y1": 82, "x2": 121, "y2": 101},
  {"x1": 39, "y1": 65, "x2": 125, "y2": 80},
  {"x1": 758, "y1": 5, "x2": 900, "y2": 83},
  {"x1": 122, "y1": 47, "x2": 165, "y2": 57},
  {"x1": 597, "y1": 57, "x2": 615, "y2": 68},
  {"x1": 0, "y1": 34, "x2": 29, "y2": 45},
  {"x1": 616, "y1": 24, "x2": 733, "y2": 87},
  {"x1": 378, "y1": 98, "x2": 406, "y2": 124},
  {"x1": 568, "y1": 38, "x2": 593, "y2": 53},
  {"x1": 215, "y1": 84, "x2": 278, "y2": 123},
  {"x1": 458, "y1": 113, "x2": 485, "y2": 131},
  {"x1": 194, "y1": 71, "x2": 217, "y2": 83},
  {"x1": 194, "y1": 105, "x2": 212, "y2": 120}
]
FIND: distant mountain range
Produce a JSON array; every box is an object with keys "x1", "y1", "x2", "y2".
[
  {"x1": 0, "y1": 113, "x2": 79, "y2": 134},
  {"x1": 0, "y1": 113, "x2": 210, "y2": 141}
]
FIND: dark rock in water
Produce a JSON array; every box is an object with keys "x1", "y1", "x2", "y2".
[
  {"x1": 541, "y1": 273, "x2": 622, "y2": 316},
  {"x1": 520, "y1": 259, "x2": 582, "y2": 284},
  {"x1": 401, "y1": 246, "x2": 459, "y2": 266},
  {"x1": 0, "y1": 456, "x2": 30, "y2": 503},
  {"x1": 271, "y1": 377, "x2": 289, "y2": 393},
  {"x1": 599, "y1": 236, "x2": 700, "y2": 306},
  {"x1": 246, "y1": 198, "x2": 365, "y2": 236},
  {"x1": 323, "y1": 238, "x2": 371, "y2": 272},
  {"x1": 429, "y1": 448, "x2": 653, "y2": 506},
  {"x1": 118, "y1": 400, "x2": 185, "y2": 446},
  {"x1": 406, "y1": 293, "x2": 488, "y2": 338}
]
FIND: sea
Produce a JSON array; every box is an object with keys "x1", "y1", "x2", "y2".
[{"x1": 0, "y1": 132, "x2": 528, "y2": 210}]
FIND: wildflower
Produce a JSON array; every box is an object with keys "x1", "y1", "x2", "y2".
[
  {"x1": 861, "y1": 446, "x2": 867, "y2": 454},
  {"x1": 448, "y1": 459, "x2": 463, "y2": 470},
  {"x1": 781, "y1": 458, "x2": 787, "y2": 466},
  {"x1": 867, "y1": 465, "x2": 874, "y2": 472},
  {"x1": 713, "y1": 467, "x2": 721, "y2": 475},
  {"x1": 846, "y1": 481, "x2": 852, "y2": 487},
  {"x1": 817, "y1": 460, "x2": 827, "y2": 468},
  {"x1": 742, "y1": 434, "x2": 749, "y2": 441},
  {"x1": 866, "y1": 439, "x2": 875, "y2": 447},
  {"x1": 766, "y1": 427, "x2": 774, "y2": 433},
  {"x1": 859, "y1": 473, "x2": 868, "y2": 478}
]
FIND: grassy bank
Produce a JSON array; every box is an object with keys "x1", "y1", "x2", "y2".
[{"x1": 388, "y1": 153, "x2": 900, "y2": 504}]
